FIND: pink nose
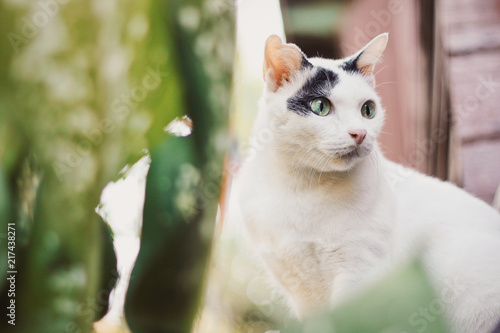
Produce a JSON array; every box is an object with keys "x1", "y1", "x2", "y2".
[{"x1": 349, "y1": 129, "x2": 367, "y2": 145}]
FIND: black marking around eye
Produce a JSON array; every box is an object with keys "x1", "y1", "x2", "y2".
[
  {"x1": 287, "y1": 67, "x2": 339, "y2": 116},
  {"x1": 340, "y1": 52, "x2": 362, "y2": 74}
]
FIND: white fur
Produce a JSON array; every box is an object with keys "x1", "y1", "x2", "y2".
[{"x1": 238, "y1": 43, "x2": 500, "y2": 333}]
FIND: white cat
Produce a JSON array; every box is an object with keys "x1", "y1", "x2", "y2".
[{"x1": 237, "y1": 33, "x2": 500, "y2": 333}]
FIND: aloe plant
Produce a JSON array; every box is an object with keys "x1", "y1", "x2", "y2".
[{"x1": 124, "y1": 1, "x2": 235, "y2": 332}]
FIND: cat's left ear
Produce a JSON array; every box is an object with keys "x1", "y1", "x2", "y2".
[
  {"x1": 263, "y1": 35, "x2": 311, "y2": 92},
  {"x1": 343, "y1": 33, "x2": 388, "y2": 84}
]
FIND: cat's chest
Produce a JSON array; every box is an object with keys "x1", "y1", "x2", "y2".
[
  {"x1": 242, "y1": 177, "x2": 354, "y2": 242},
  {"x1": 262, "y1": 239, "x2": 343, "y2": 312}
]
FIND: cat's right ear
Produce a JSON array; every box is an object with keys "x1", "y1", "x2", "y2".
[{"x1": 263, "y1": 35, "x2": 311, "y2": 92}]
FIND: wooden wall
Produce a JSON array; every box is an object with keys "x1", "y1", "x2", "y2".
[{"x1": 441, "y1": 0, "x2": 500, "y2": 204}]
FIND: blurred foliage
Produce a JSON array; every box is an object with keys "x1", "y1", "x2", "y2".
[
  {"x1": 0, "y1": 0, "x2": 233, "y2": 332},
  {"x1": 197, "y1": 219, "x2": 449, "y2": 333},
  {"x1": 198, "y1": 254, "x2": 449, "y2": 332},
  {"x1": 285, "y1": 261, "x2": 448, "y2": 333},
  {"x1": 124, "y1": 0, "x2": 234, "y2": 332}
]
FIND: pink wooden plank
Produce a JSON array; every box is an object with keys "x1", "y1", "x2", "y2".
[
  {"x1": 461, "y1": 139, "x2": 500, "y2": 204},
  {"x1": 449, "y1": 51, "x2": 500, "y2": 142},
  {"x1": 441, "y1": 0, "x2": 500, "y2": 26},
  {"x1": 440, "y1": 0, "x2": 500, "y2": 54}
]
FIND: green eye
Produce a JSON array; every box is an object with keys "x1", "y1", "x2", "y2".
[
  {"x1": 310, "y1": 97, "x2": 331, "y2": 116},
  {"x1": 361, "y1": 100, "x2": 376, "y2": 119}
]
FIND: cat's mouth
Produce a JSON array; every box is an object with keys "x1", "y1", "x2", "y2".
[
  {"x1": 337, "y1": 144, "x2": 373, "y2": 160},
  {"x1": 318, "y1": 144, "x2": 372, "y2": 166},
  {"x1": 339, "y1": 148, "x2": 360, "y2": 159}
]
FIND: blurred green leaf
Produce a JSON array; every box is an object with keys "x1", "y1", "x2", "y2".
[
  {"x1": 125, "y1": 0, "x2": 235, "y2": 332},
  {"x1": 0, "y1": 163, "x2": 10, "y2": 284},
  {"x1": 125, "y1": 136, "x2": 207, "y2": 332},
  {"x1": 286, "y1": 261, "x2": 448, "y2": 333},
  {"x1": 94, "y1": 222, "x2": 118, "y2": 322},
  {"x1": 138, "y1": 2, "x2": 186, "y2": 151}
]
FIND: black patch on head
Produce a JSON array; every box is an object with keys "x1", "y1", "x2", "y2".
[
  {"x1": 287, "y1": 67, "x2": 339, "y2": 116},
  {"x1": 301, "y1": 57, "x2": 313, "y2": 70},
  {"x1": 340, "y1": 52, "x2": 362, "y2": 74}
]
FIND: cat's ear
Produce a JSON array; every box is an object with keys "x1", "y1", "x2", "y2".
[
  {"x1": 263, "y1": 35, "x2": 311, "y2": 92},
  {"x1": 344, "y1": 33, "x2": 388, "y2": 83}
]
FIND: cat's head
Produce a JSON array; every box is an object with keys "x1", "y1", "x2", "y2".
[{"x1": 260, "y1": 33, "x2": 388, "y2": 172}]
